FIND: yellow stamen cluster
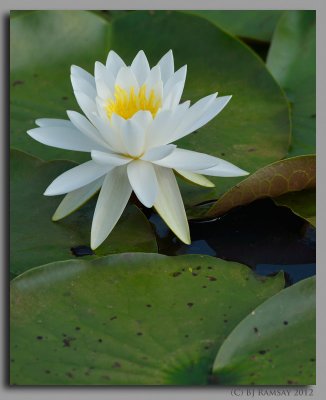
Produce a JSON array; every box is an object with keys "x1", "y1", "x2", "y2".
[{"x1": 106, "y1": 85, "x2": 162, "y2": 120}]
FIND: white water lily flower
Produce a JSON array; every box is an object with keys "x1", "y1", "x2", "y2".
[{"x1": 28, "y1": 50, "x2": 248, "y2": 249}]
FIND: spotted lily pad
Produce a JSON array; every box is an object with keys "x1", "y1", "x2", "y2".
[
  {"x1": 185, "y1": 11, "x2": 283, "y2": 42},
  {"x1": 11, "y1": 10, "x2": 290, "y2": 206},
  {"x1": 212, "y1": 276, "x2": 315, "y2": 385},
  {"x1": 207, "y1": 155, "x2": 315, "y2": 218},
  {"x1": 10, "y1": 253, "x2": 284, "y2": 385},
  {"x1": 267, "y1": 11, "x2": 316, "y2": 156},
  {"x1": 10, "y1": 149, "x2": 157, "y2": 278}
]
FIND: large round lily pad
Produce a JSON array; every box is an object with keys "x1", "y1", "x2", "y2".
[
  {"x1": 10, "y1": 253, "x2": 284, "y2": 385},
  {"x1": 11, "y1": 10, "x2": 290, "y2": 206},
  {"x1": 267, "y1": 11, "x2": 316, "y2": 157},
  {"x1": 185, "y1": 11, "x2": 283, "y2": 42},
  {"x1": 10, "y1": 149, "x2": 157, "y2": 278},
  {"x1": 10, "y1": 10, "x2": 111, "y2": 164},
  {"x1": 212, "y1": 276, "x2": 315, "y2": 385}
]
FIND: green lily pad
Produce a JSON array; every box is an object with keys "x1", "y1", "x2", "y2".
[
  {"x1": 10, "y1": 149, "x2": 157, "y2": 279},
  {"x1": 212, "y1": 276, "x2": 316, "y2": 385},
  {"x1": 207, "y1": 155, "x2": 315, "y2": 218},
  {"x1": 267, "y1": 11, "x2": 316, "y2": 157},
  {"x1": 10, "y1": 10, "x2": 36, "y2": 18},
  {"x1": 10, "y1": 253, "x2": 284, "y2": 385},
  {"x1": 11, "y1": 10, "x2": 290, "y2": 206},
  {"x1": 10, "y1": 10, "x2": 111, "y2": 164},
  {"x1": 274, "y1": 189, "x2": 316, "y2": 227},
  {"x1": 185, "y1": 11, "x2": 283, "y2": 42}
]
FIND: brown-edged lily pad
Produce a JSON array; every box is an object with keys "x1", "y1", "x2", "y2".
[{"x1": 207, "y1": 155, "x2": 315, "y2": 218}]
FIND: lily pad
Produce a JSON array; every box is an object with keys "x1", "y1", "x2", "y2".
[
  {"x1": 10, "y1": 149, "x2": 157, "y2": 278},
  {"x1": 212, "y1": 276, "x2": 316, "y2": 385},
  {"x1": 274, "y1": 189, "x2": 316, "y2": 227},
  {"x1": 11, "y1": 10, "x2": 290, "y2": 206},
  {"x1": 10, "y1": 10, "x2": 111, "y2": 164},
  {"x1": 10, "y1": 253, "x2": 284, "y2": 385},
  {"x1": 207, "y1": 155, "x2": 316, "y2": 218},
  {"x1": 267, "y1": 11, "x2": 316, "y2": 156},
  {"x1": 185, "y1": 11, "x2": 283, "y2": 42}
]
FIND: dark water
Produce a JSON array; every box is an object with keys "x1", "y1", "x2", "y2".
[{"x1": 149, "y1": 198, "x2": 316, "y2": 287}]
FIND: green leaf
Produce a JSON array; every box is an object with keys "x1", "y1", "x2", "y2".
[
  {"x1": 212, "y1": 276, "x2": 316, "y2": 385},
  {"x1": 274, "y1": 189, "x2": 316, "y2": 227},
  {"x1": 267, "y1": 11, "x2": 316, "y2": 157},
  {"x1": 10, "y1": 10, "x2": 111, "y2": 164},
  {"x1": 185, "y1": 11, "x2": 283, "y2": 42},
  {"x1": 207, "y1": 155, "x2": 315, "y2": 218},
  {"x1": 11, "y1": 10, "x2": 290, "y2": 206},
  {"x1": 10, "y1": 10, "x2": 36, "y2": 18},
  {"x1": 10, "y1": 149, "x2": 157, "y2": 278},
  {"x1": 10, "y1": 253, "x2": 284, "y2": 385}
]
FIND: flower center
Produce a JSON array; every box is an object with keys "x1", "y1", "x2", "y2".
[{"x1": 105, "y1": 85, "x2": 162, "y2": 120}]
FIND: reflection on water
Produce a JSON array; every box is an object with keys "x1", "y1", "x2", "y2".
[
  {"x1": 255, "y1": 263, "x2": 316, "y2": 287},
  {"x1": 149, "y1": 198, "x2": 316, "y2": 286}
]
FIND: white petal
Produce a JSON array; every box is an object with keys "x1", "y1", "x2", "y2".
[
  {"x1": 35, "y1": 118, "x2": 72, "y2": 128},
  {"x1": 183, "y1": 96, "x2": 232, "y2": 136},
  {"x1": 120, "y1": 118, "x2": 146, "y2": 158},
  {"x1": 146, "y1": 102, "x2": 190, "y2": 147},
  {"x1": 27, "y1": 125, "x2": 105, "y2": 152},
  {"x1": 154, "y1": 166, "x2": 190, "y2": 244},
  {"x1": 148, "y1": 81, "x2": 163, "y2": 106},
  {"x1": 196, "y1": 159, "x2": 249, "y2": 177},
  {"x1": 141, "y1": 144, "x2": 176, "y2": 161},
  {"x1": 94, "y1": 61, "x2": 115, "y2": 99},
  {"x1": 91, "y1": 114, "x2": 126, "y2": 153},
  {"x1": 163, "y1": 80, "x2": 184, "y2": 110},
  {"x1": 175, "y1": 170, "x2": 215, "y2": 188},
  {"x1": 52, "y1": 177, "x2": 104, "y2": 221},
  {"x1": 115, "y1": 66, "x2": 139, "y2": 92},
  {"x1": 95, "y1": 96, "x2": 111, "y2": 122},
  {"x1": 144, "y1": 65, "x2": 162, "y2": 95},
  {"x1": 178, "y1": 100, "x2": 191, "y2": 111},
  {"x1": 153, "y1": 148, "x2": 219, "y2": 171},
  {"x1": 163, "y1": 65, "x2": 187, "y2": 101},
  {"x1": 91, "y1": 166, "x2": 132, "y2": 249},
  {"x1": 91, "y1": 150, "x2": 131, "y2": 166},
  {"x1": 127, "y1": 160, "x2": 158, "y2": 207},
  {"x1": 67, "y1": 110, "x2": 110, "y2": 149},
  {"x1": 44, "y1": 161, "x2": 111, "y2": 195},
  {"x1": 131, "y1": 50, "x2": 150, "y2": 86},
  {"x1": 106, "y1": 50, "x2": 126, "y2": 77},
  {"x1": 71, "y1": 65, "x2": 95, "y2": 87},
  {"x1": 71, "y1": 73, "x2": 97, "y2": 99},
  {"x1": 157, "y1": 50, "x2": 174, "y2": 84},
  {"x1": 171, "y1": 95, "x2": 232, "y2": 142},
  {"x1": 73, "y1": 90, "x2": 98, "y2": 125},
  {"x1": 146, "y1": 109, "x2": 172, "y2": 148},
  {"x1": 169, "y1": 93, "x2": 216, "y2": 138},
  {"x1": 95, "y1": 78, "x2": 113, "y2": 101},
  {"x1": 130, "y1": 110, "x2": 153, "y2": 131}
]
